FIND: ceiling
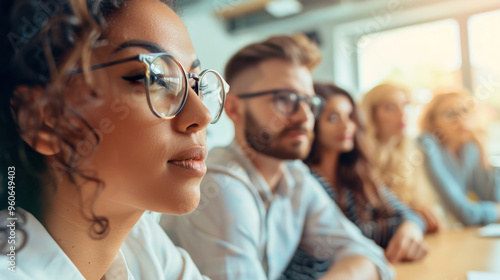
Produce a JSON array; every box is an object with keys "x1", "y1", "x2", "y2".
[{"x1": 177, "y1": 0, "x2": 374, "y2": 32}]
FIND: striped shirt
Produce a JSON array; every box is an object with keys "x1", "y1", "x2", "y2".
[{"x1": 282, "y1": 171, "x2": 425, "y2": 280}]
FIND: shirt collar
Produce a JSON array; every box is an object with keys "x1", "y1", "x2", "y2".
[
  {"x1": 104, "y1": 249, "x2": 134, "y2": 280},
  {"x1": 5, "y1": 208, "x2": 86, "y2": 279},
  {"x1": 228, "y1": 141, "x2": 296, "y2": 201},
  {"x1": 8, "y1": 208, "x2": 132, "y2": 280}
]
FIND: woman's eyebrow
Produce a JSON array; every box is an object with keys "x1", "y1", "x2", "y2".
[
  {"x1": 112, "y1": 41, "x2": 201, "y2": 70},
  {"x1": 112, "y1": 40, "x2": 167, "y2": 54},
  {"x1": 191, "y1": 58, "x2": 201, "y2": 70},
  {"x1": 325, "y1": 110, "x2": 340, "y2": 114}
]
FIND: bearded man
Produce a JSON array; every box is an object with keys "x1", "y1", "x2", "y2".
[{"x1": 161, "y1": 34, "x2": 393, "y2": 280}]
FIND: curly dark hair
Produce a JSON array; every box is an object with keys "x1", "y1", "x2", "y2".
[{"x1": 0, "y1": 0, "x2": 175, "y2": 249}]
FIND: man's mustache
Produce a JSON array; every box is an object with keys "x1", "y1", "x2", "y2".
[{"x1": 279, "y1": 126, "x2": 311, "y2": 137}]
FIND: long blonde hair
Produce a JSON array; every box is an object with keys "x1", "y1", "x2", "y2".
[
  {"x1": 361, "y1": 83, "x2": 412, "y2": 146},
  {"x1": 361, "y1": 83, "x2": 415, "y2": 204},
  {"x1": 419, "y1": 91, "x2": 490, "y2": 168}
]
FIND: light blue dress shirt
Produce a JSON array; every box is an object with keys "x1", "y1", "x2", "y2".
[
  {"x1": 161, "y1": 141, "x2": 393, "y2": 280},
  {"x1": 418, "y1": 132, "x2": 500, "y2": 226}
]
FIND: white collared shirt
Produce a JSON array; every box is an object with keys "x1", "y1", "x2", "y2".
[
  {"x1": 161, "y1": 141, "x2": 394, "y2": 280},
  {"x1": 0, "y1": 209, "x2": 208, "y2": 280}
]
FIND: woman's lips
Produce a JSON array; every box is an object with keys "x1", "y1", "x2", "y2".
[
  {"x1": 168, "y1": 146, "x2": 207, "y2": 176},
  {"x1": 339, "y1": 135, "x2": 354, "y2": 141},
  {"x1": 168, "y1": 159, "x2": 207, "y2": 176}
]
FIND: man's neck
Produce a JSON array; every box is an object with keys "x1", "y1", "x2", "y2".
[{"x1": 236, "y1": 139, "x2": 284, "y2": 193}]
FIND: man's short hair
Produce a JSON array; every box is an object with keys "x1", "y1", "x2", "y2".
[{"x1": 224, "y1": 34, "x2": 322, "y2": 85}]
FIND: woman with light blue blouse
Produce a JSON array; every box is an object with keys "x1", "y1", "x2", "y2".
[{"x1": 418, "y1": 91, "x2": 500, "y2": 226}]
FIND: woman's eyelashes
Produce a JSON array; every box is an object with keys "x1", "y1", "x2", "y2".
[
  {"x1": 190, "y1": 83, "x2": 198, "y2": 93},
  {"x1": 190, "y1": 81, "x2": 209, "y2": 96},
  {"x1": 122, "y1": 72, "x2": 168, "y2": 88},
  {"x1": 326, "y1": 112, "x2": 354, "y2": 123},
  {"x1": 122, "y1": 72, "x2": 147, "y2": 83}
]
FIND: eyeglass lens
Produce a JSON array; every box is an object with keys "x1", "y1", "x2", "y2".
[
  {"x1": 273, "y1": 91, "x2": 322, "y2": 117},
  {"x1": 148, "y1": 55, "x2": 187, "y2": 118},
  {"x1": 441, "y1": 107, "x2": 471, "y2": 121},
  {"x1": 199, "y1": 71, "x2": 225, "y2": 123},
  {"x1": 148, "y1": 55, "x2": 224, "y2": 123}
]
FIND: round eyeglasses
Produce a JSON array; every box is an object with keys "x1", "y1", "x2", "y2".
[
  {"x1": 439, "y1": 107, "x2": 472, "y2": 122},
  {"x1": 237, "y1": 89, "x2": 324, "y2": 118},
  {"x1": 68, "y1": 53, "x2": 229, "y2": 124}
]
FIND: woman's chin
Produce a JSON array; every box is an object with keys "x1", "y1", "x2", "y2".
[
  {"x1": 169, "y1": 186, "x2": 201, "y2": 215},
  {"x1": 147, "y1": 183, "x2": 202, "y2": 215}
]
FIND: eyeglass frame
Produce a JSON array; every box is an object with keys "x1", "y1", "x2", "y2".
[
  {"x1": 438, "y1": 107, "x2": 473, "y2": 122},
  {"x1": 237, "y1": 89, "x2": 324, "y2": 118},
  {"x1": 67, "y1": 52, "x2": 229, "y2": 124}
]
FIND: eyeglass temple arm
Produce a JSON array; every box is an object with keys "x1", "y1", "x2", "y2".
[
  {"x1": 66, "y1": 55, "x2": 141, "y2": 75},
  {"x1": 223, "y1": 80, "x2": 230, "y2": 94},
  {"x1": 237, "y1": 90, "x2": 279, "y2": 99}
]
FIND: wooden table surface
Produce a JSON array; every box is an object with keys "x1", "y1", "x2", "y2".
[{"x1": 394, "y1": 227, "x2": 500, "y2": 280}]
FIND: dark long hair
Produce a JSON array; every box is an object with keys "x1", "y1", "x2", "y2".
[
  {"x1": 0, "y1": 0, "x2": 175, "y2": 249},
  {"x1": 305, "y1": 83, "x2": 390, "y2": 221}
]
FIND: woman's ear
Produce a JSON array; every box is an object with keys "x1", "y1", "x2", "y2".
[
  {"x1": 12, "y1": 86, "x2": 61, "y2": 155},
  {"x1": 224, "y1": 93, "x2": 244, "y2": 125}
]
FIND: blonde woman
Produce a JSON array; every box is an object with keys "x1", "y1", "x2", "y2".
[
  {"x1": 418, "y1": 91, "x2": 500, "y2": 226},
  {"x1": 362, "y1": 83, "x2": 444, "y2": 232}
]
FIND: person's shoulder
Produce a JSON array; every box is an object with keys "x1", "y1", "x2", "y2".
[
  {"x1": 124, "y1": 212, "x2": 207, "y2": 279},
  {"x1": 417, "y1": 132, "x2": 439, "y2": 144},
  {"x1": 417, "y1": 132, "x2": 442, "y2": 153},
  {"x1": 194, "y1": 171, "x2": 262, "y2": 220},
  {"x1": 205, "y1": 145, "x2": 233, "y2": 166},
  {"x1": 288, "y1": 160, "x2": 323, "y2": 182},
  {"x1": 285, "y1": 160, "x2": 333, "y2": 199},
  {"x1": 463, "y1": 141, "x2": 481, "y2": 155},
  {"x1": 167, "y1": 162, "x2": 262, "y2": 230},
  {"x1": 284, "y1": 160, "x2": 317, "y2": 189},
  {"x1": 285, "y1": 159, "x2": 312, "y2": 175},
  {"x1": 125, "y1": 212, "x2": 189, "y2": 263},
  {"x1": 205, "y1": 144, "x2": 252, "y2": 183},
  {"x1": 205, "y1": 143, "x2": 244, "y2": 170},
  {"x1": 0, "y1": 209, "x2": 85, "y2": 279}
]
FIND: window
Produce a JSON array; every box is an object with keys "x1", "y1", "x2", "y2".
[
  {"x1": 357, "y1": 19, "x2": 462, "y2": 94},
  {"x1": 468, "y1": 9, "x2": 500, "y2": 158},
  {"x1": 356, "y1": 10, "x2": 500, "y2": 160},
  {"x1": 357, "y1": 19, "x2": 463, "y2": 137}
]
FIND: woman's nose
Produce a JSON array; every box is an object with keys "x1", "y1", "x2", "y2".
[{"x1": 172, "y1": 88, "x2": 212, "y2": 134}]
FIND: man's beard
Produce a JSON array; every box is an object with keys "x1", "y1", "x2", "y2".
[{"x1": 244, "y1": 110, "x2": 313, "y2": 160}]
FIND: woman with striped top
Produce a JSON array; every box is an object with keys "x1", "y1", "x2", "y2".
[{"x1": 282, "y1": 83, "x2": 427, "y2": 280}]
